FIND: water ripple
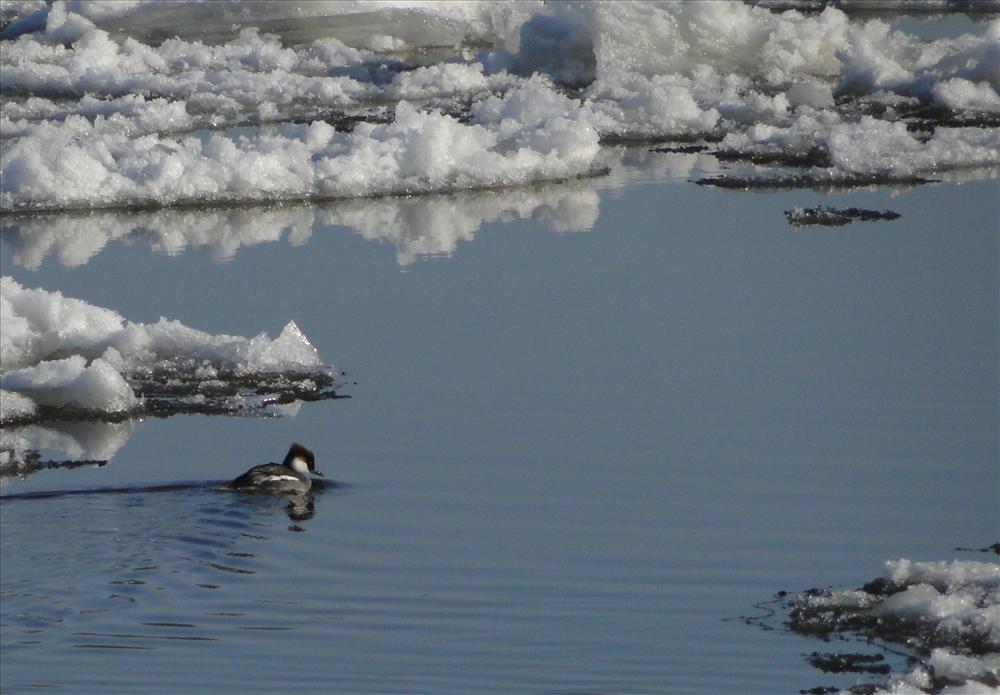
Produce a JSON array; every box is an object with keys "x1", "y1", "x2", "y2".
[{"x1": 1, "y1": 482, "x2": 333, "y2": 661}]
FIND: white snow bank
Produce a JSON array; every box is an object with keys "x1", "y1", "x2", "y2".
[
  {"x1": 1, "y1": 95, "x2": 193, "y2": 140},
  {"x1": 589, "y1": 2, "x2": 847, "y2": 85},
  {"x1": 0, "y1": 23, "x2": 516, "y2": 122},
  {"x1": 934, "y1": 78, "x2": 1000, "y2": 114},
  {"x1": 0, "y1": 277, "x2": 333, "y2": 422},
  {"x1": 718, "y1": 114, "x2": 1000, "y2": 177},
  {"x1": 505, "y1": 1, "x2": 1000, "y2": 149},
  {"x1": 828, "y1": 120, "x2": 1000, "y2": 175},
  {"x1": 1, "y1": 276, "x2": 124, "y2": 371},
  {"x1": 0, "y1": 6, "x2": 553, "y2": 154},
  {"x1": 929, "y1": 648, "x2": 1000, "y2": 687},
  {"x1": 3, "y1": 0, "x2": 998, "y2": 207},
  {"x1": 796, "y1": 558, "x2": 1000, "y2": 649},
  {"x1": 1, "y1": 93, "x2": 600, "y2": 211},
  {"x1": 575, "y1": 2, "x2": 1000, "y2": 107},
  {"x1": 1, "y1": 354, "x2": 138, "y2": 413},
  {"x1": 1, "y1": 26, "x2": 371, "y2": 107},
  {"x1": 886, "y1": 558, "x2": 1000, "y2": 592}
]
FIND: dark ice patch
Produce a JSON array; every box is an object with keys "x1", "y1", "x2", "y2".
[
  {"x1": 805, "y1": 652, "x2": 890, "y2": 675},
  {"x1": 784, "y1": 206, "x2": 901, "y2": 227}
]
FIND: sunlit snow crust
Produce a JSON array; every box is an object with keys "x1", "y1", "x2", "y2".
[
  {"x1": 788, "y1": 558, "x2": 1000, "y2": 693},
  {"x1": 2, "y1": 0, "x2": 998, "y2": 211},
  {"x1": 0, "y1": 277, "x2": 340, "y2": 427}
]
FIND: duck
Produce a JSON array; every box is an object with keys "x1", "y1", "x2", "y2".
[{"x1": 230, "y1": 442, "x2": 322, "y2": 494}]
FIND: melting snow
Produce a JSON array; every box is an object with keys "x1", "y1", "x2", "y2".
[
  {"x1": 1, "y1": 0, "x2": 997, "y2": 211},
  {"x1": 0, "y1": 277, "x2": 337, "y2": 424},
  {"x1": 789, "y1": 558, "x2": 1000, "y2": 694}
]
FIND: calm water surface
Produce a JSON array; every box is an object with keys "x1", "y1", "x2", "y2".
[{"x1": 2, "y1": 153, "x2": 998, "y2": 693}]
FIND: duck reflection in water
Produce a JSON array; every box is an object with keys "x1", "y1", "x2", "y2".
[{"x1": 286, "y1": 490, "x2": 316, "y2": 522}]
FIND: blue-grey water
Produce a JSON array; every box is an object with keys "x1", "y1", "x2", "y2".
[{"x1": 1, "y1": 152, "x2": 998, "y2": 693}]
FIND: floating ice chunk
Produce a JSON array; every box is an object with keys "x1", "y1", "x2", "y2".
[
  {"x1": 928, "y1": 648, "x2": 1000, "y2": 688},
  {"x1": 36, "y1": 0, "x2": 100, "y2": 45},
  {"x1": 243, "y1": 321, "x2": 323, "y2": 373},
  {"x1": 385, "y1": 62, "x2": 517, "y2": 101},
  {"x1": 886, "y1": 558, "x2": 1000, "y2": 592},
  {"x1": 0, "y1": 277, "x2": 337, "y2": 422},
  {"x1": 838, "y1": 19, "x2": 916, "y2": 94},
  {"x1": 861, "y1": 647, "x2": 1000, "y2": 695},
  {"x1": 618, "y1": 82, "x2": 720, "y2": 135},
  {"x1": 0, "y1": 25, "x2": 371, "y2": 111},
  {"x1": 0, "y1": 94, "x2": 193, "y2": 139},
  {"x1": 295, "y1": 36, "x2": 374, "y2": 72},
  {"x1": 875, "y1": 582, "x2": 978, "y2": 628},
  {"x1": 718, "y1": 112, "x2": 839, "y2": 164},
  {"x1": 0, "y1": 355, "x2": 139, "y2": 414},
  {"x1": 589, "y1": 2, "x2": 848, "y2": 85},
  {"x1": 718, "y1": 91, "x2": 790, "y2": 125},
  {"x1": 758, "y1": 7, "x2": 850, "y2": 84},
  {"x1": 473, "y1": 77, "x2": 583, "y2": 132},
  {"x1": 717, "y1": 112, "x2": 1000, "y2": 179},
  {"x1": 583, "y1": 74, "x2": 722, "y2": 139},
  {"x1": 934, "y1": 78, "x2": 1000, "y2": 114},
  {"x1": 0, "y1": 389, "x2": 36, "y2": 422},
  {"x1": 838, "y1": 17, "x2": 1000, "y2": 103},
  {"x1": 1, "y1": 275, "x2": 126, "y2": 371},
  {"x1": 789, "y1": 557, "x2": 1000, "y2": 693},
  {"x1": 827, "y1": 118, "x2": 1000, "y2": 175},
  {"x1": 1, "y1": 96, "x2": 601, "y2": 211}
]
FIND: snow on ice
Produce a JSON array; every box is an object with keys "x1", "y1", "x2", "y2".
[{"x1": 1, "y1": 0, "x2": 998, "y2": 210}]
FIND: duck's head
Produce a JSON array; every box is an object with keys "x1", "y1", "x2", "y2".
[{"x1": 282, "y1": 442, "x2": 322, "y2": 477}]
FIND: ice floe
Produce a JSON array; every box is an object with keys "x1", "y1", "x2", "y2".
[
  {"x1": 788, "y1": 557, "x2": 1000, "y2": 693},
  {"x1": 784, "y1": 205, "x2": 901, "y2": 227},
  {"x1": 1, "y1": 94, "x2": 601, "y2": 210},
  {"x1": 0, "y1": 277, "x2": 339, "y2": 424},
  {"x1": 1, "y1": 0, "x2": 998, "y2": 210}
]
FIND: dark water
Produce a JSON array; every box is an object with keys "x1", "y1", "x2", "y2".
[{"x1": 2, "y1": 154, "x2": 998, "y2": 693}]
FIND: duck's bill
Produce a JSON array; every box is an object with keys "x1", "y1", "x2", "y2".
[{"x1": 313, "y1": 470, "x2": 325, "y2": 477}]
